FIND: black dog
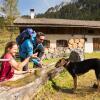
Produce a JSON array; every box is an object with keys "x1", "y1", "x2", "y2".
[{"x1": 55, "y1": 58, "x2": 100, "y2": 90}]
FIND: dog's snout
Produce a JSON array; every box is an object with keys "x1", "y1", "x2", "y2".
[
  {"x1": 55, "y1": 64, "x2": 59, "y2": 68},
  {"x1": 55, "y1": 62, "x2": 60, "y2": 68}
]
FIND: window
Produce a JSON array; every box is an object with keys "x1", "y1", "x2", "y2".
[
  {"x1": 43, "y1": 40, "x2": 50, "y2": 48},
  {"x1": 88, "y1": 29, "x2": 94, "y2": 34},
  {"x1": 93, "y1": 38, "x2": 100, "y2": 51},
  {"x1": 56, "y1": 40, "x2": 68, "y2": 47}
]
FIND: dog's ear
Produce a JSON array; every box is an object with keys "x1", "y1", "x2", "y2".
[
  {"x1": 55, "y1": 58, "x2": 67, "y2": 68},
  {"x1": 55, "y1": 58, "x2": 64, "y2": 68},
  {"x1": 55, "y1": 59, "x2": 61, "y2": 68},
  {"x1": 65, "y1": 58, "x2": 69, "y2": 62}
]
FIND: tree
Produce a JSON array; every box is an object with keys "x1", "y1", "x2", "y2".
[
  {"x1": 36, "y1": 0, "x2": 100, "y2": 20},
  {"x1": 3, "y1": 0, "x2": 19, "y2": 24}
]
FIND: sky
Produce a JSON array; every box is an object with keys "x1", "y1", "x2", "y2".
[{"x1": 18, "y1": 0, "x2": 71, "y2": 15}]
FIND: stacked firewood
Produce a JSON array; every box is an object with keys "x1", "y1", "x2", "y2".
[{"x1": 68, "y1": 38, "x2": 85, "y2": 49}]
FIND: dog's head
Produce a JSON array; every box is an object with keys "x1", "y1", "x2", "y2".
[{"x1": 55, "y1": 58, "x2": 69, "y2": 68}]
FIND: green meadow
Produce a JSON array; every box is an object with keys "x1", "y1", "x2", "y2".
[
  {"x1": 34, "y1": 52, "x2": 100, "y2": 100},
  {"x1": 0, "y1": 32, "x2": 100, "y2": 100}
]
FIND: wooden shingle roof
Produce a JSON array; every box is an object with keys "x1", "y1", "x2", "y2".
[{"x1": 14, "y1": 17, "x2": 100, "y2": 28}]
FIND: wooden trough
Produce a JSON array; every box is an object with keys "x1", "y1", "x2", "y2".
[{"x1": 0, "y1": 63, "x2": 64, "y2": 100}]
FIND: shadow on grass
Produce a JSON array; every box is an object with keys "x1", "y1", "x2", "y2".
[
  {"x1": 51, "y1": 81, "x2": 74, "y2": 94},
  {"x1": 49, "y1": 76, "x2": 98, "y2": 95},
  {"x1": 49, "y1": 75, "x2": 74, "y2": 94}
]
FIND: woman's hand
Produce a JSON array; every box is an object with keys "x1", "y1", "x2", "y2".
[
  {"x1": 31, "y1": 53, "x2": 40, "y2": 60},
  {"x1": 31, "y1": 53, "x2": 38, "y2": 58}
]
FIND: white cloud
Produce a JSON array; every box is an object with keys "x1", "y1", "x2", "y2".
[
  {"x1": 62, "y1": 0, "x2": 71, "y2": 2},
  {"x1": 42, "y1": 0, "x2": 50, "y2": 7},
  {"x1": 65, "y1": 0, "x2": 71, "y2": 1}
]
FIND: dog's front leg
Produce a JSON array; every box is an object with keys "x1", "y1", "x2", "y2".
[
  {"x1": 97, "y1": 80, "x2": 100, "y2": 89},
  {"x1": 73, "y1": 76, "x2": 77, "y2": 90}
]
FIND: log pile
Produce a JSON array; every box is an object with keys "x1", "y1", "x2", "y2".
[{"x1": 68, "y1": 38, "x2": 85, "y2": 49}]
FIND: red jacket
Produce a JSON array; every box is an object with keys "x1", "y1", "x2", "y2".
[{"x1": 0, "y1": 53, "x2": 14, "y2": 81}]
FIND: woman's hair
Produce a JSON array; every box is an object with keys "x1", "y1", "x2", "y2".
[{"x1": 1, "y1": 41, "x2": 17, "y2": 58}]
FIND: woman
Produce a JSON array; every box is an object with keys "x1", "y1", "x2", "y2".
[{"x1": 0, "y1": 41, "x2": 37, "y2": 82}]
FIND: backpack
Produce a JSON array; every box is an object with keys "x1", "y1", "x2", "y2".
[
  {"x1": 69, "y1": 51, "x2": 81, "y2": 62},
  {"x1": 16, "y1": 28, "x2": 36, "y2": 45}
]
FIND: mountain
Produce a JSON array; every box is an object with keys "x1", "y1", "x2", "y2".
[
  {"x1": 45, "y1": 1, "x2": 69, "y2": 13},
  {"x1": 36, "y1": 0, "x2": 100, "y2": 21}
]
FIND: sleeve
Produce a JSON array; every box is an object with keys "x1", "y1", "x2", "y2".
[
  {"x1": 4, "y1": 53, "x2": 13, "y2": 60},
  {"x1": 25, "y1": 40, "x2": 33, "y2": 57},
  {"x1": 35, "y1": 43, "x2": 44, "y2": 59},
  {"x1": 31, "y1": 58, "x2": 39, "y2": 65}
]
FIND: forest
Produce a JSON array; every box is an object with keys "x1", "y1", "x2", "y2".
[{"x1": 37, "y1": 0, "x2": 100, "y2": 20}]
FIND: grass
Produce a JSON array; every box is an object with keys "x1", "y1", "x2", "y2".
[
  {"x1": 34, "y1": 70, "x2": 100, "y2": 100},
  {"x1": 33, "y1": 53, "x2": 100, "y2": 100},
  {"x1": 0, "y1": 73, "x2": 37, "y2": 87},
  {"x1": 0, "y1": 31, "x2": 100, "y2": 99},
  {"x1": 85, "y1": 52, "x2": 100, "y2": 59}
]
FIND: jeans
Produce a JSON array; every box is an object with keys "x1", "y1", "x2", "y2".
[{"x1": 21, "y1": 57, "x2": 28, "y2": 71}]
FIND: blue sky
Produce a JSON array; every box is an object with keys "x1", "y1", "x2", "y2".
[{"x1": 18, "y1": 0, "x2": 71, "y2": 15}]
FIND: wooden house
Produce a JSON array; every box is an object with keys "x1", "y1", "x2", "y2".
[{"x1": 14, "y1": 17, "x2": 100, "y2": 53}]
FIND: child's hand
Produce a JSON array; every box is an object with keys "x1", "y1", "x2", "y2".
[{"x1": 27, "y1": 69, "x2": 32, "y2": 73}]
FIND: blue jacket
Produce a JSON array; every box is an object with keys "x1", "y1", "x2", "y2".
[
  {"x1": 19, "y1": 39, "x2": 33, "y2": 58},
  {"x1": 19, "y1": 33, "x2": 40, "y2": 65}
]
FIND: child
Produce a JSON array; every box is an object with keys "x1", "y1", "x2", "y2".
[{"x1": 0, "y1": 41, "x2": 37, "y2": 82}]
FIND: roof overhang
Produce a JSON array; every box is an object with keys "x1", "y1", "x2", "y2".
[{"x1": 14, "y1": 17, "x2": 100, "y2": 29}]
